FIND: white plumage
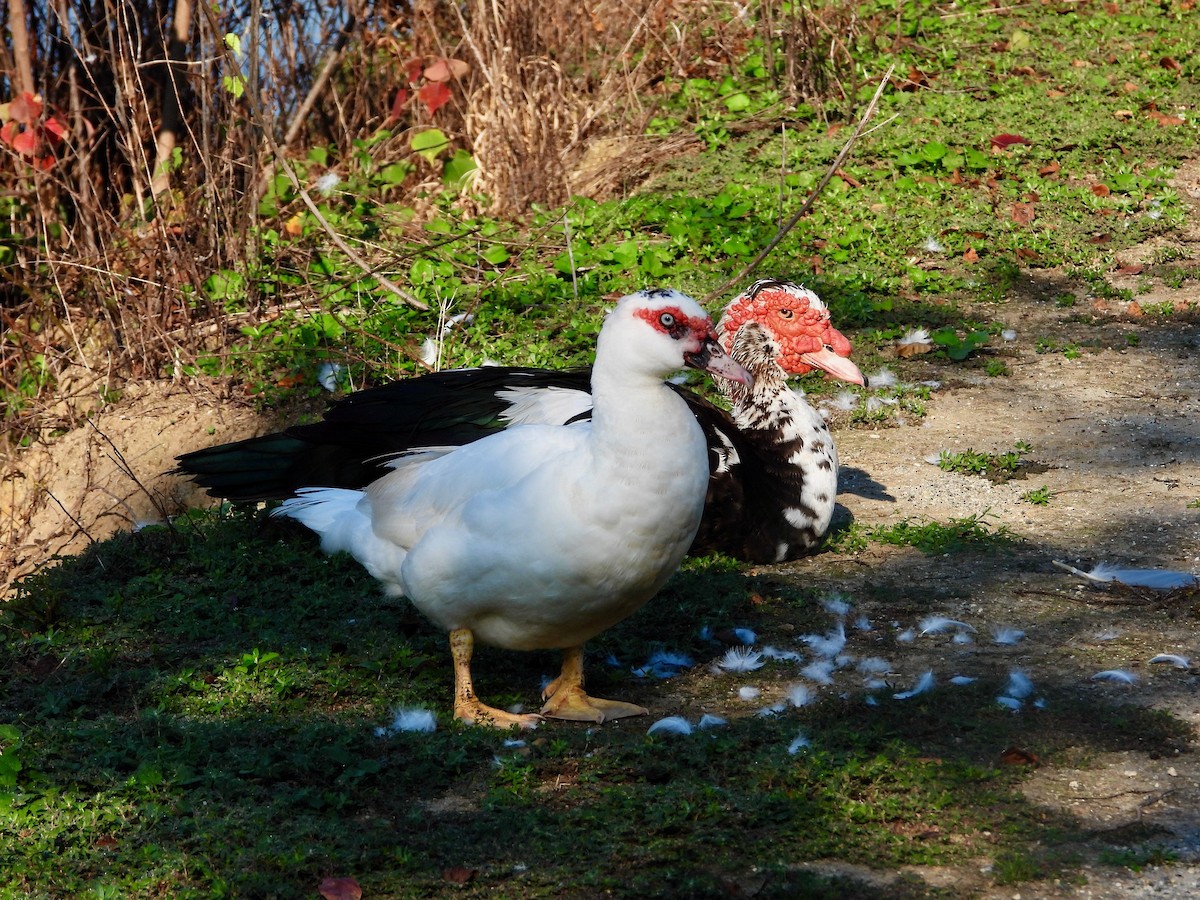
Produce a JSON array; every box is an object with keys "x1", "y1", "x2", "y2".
[{"x1": 275, "y1": 290, "x2": 752, "y2": 728}]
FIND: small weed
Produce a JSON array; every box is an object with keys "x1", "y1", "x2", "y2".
[
  {"x1": 1035, "y1": 338, "x2": 1082, "y2": 359},
  {"x1": 931, "y1": 327, "x2": 990, "y2": 361},
  {"x1": 1186, "y1": 499, "x2": 1200, "y2": 509},
  {"x1": 1021, "y1": 486, "x2": 1054, "y2": 506},
  {"x1": 1099, "y1": 846, "x2": 1179, "y2": 872},
  {"x1": 992, "y1": 849, "x2": 1051, "y2": 884},
  {"x1": 938, "y1": 442, "x2": 1031, "y2": 483},
  {"x1": 985, "y1": 359, "x2": 1009, "y2": 377},
  {"x1": 870, "y1": 512, "x2": 1015, "y2": 554}
]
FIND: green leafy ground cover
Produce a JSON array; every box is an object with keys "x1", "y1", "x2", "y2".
[{"x1": 4, "y1": 1, "x2": 1200, "y2": 895}]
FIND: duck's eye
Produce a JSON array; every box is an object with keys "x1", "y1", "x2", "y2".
[
  {"x1": 778, "y1": 308, "x2": 794, "y2": 319},
  {"x1": 659, "y1": 312, "x2": 676, "y2": 328}
]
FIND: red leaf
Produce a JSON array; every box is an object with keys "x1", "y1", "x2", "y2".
[
  {"x1": 318, "y1": 877, "x2": 362, "y2": 900},
  {"x1": 406, "y1": 57, "x2": 424, "y2": 85},
  {"x1": 389, "y1": 88, "x2": 409, "y2": 121},
  {"x1": 418, "y1": 81, "x2": 451, "y2": 116},
  {"x1": 990, "y1": 133, "x2": 1031, "y2": 150},
  {"x1": 9, "y1": 91, "x2": 42, "y2": 123},
  {"x1": 43, "y1": 116, "x2": 66, "y2": 142},
  {"x1": 12, "y1": 128, "x2": 37, "y2": 156},
  {"x1": 1160, "y1": 56, "x2": 1182, "y2": 72}
]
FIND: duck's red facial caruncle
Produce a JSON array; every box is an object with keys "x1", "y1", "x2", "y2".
[{"x1": 720, "y1": 282, "x2": 864, "y2": 385}]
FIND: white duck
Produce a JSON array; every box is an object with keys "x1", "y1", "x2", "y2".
[{"x1": 272, "y1": 290, "x2": 753, "y2": 728}]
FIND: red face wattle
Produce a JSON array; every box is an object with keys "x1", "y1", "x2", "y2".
[{"x1": 720, "y1": 284, "x2": 863, "y2": 384}]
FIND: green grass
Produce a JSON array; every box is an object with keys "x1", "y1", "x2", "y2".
[{"x1": 2, "y1": 511, "x2": 1193, "y2": 895}]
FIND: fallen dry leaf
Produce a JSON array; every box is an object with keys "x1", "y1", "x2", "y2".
[
  {"x1": 1148, "y1": 110, "x2": 1185, "y2": 127},
  {"x1": 835, "y1": 168, "x2": 862, "y2": 188},
  {"x1": 963, "y1": 247, "x2": 979, "y2": 263},
  {"x1": 897, "y1": 341, "x2": 933, "y2": 359},
  {"x1": 1038, "y1": 160, "x2": 1060, "y2": 177},
  {"x1": 1126, "y1": 301, "x2": 1144, "y2": 317},
  {"x1": 1000, "y1": 746, "x2": 1041, "y2": 767},
  {"x1": 1010, "y1": 202, "x2": 1036, "y2": 226},
  {"x1": 1091, "y1": 183, "x2": 1111, "y2": 197},
  {"x1": 442, "y1": 867, "x2": 477, "y2": 885},
  {"x1": 991, "y1": 133, "x2": 1032, "y2": 150},
  {"x1": 318, "y1": 877, "x2": 362, "y2": 900},
  {"x1": 1160, "y1": 56, "x2": 1182, "y2": 72},
  {"x1": 1115, "y1": 264, "x2": 1143, "y2": 275},
  {"x1": 1113, "y1": 109, "x2": 1135, "y2": 120}
]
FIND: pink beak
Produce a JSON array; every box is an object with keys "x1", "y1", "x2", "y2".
[{"x1": 799, "y1": 347, "x2": 866, "y2": 386}]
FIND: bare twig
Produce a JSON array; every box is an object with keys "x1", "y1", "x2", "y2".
[
  {"x1": 197, "y1": 2, "x2": 427, "y2": 312},
  {"x1": 704, "y1": 64, "x2": 895, "y2": 304},
  {"x1": 86, "y1": 419, "x2": 176, "y2": 531}
]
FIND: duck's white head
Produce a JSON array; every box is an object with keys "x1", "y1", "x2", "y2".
[{"x1": 600, "y1": 289, "x2": 753, "y2": 387}]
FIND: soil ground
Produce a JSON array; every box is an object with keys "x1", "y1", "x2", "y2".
[{"x1": 2, "y1": 163, "x2": 1199, "y2": 897}]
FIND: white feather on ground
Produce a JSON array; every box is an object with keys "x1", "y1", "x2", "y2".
[
  {"x1": 991, "y1": 625, "x2": 1026, "y2": 645},
  {"x1": 822, "y1": 595, "x2": 852, "y2": 617},
  {"x1": 894, "y1": 670, "x2": 935, "y2": 700},
  {"x1": 647, "y1": 716, "x2": 693, "y2": 736},
  {"x1": 1090, "y1": 669, "x2": 1138, "y2": 684},
  {"x1": 716, "y1": 646, "x2": 766, "y2": 673},
  {"x1": 801, "y1": 622, "x2": 847, "y2": 658},
  {"x1": 632, "y1": 650, "x2": 694, "y2": 679},
  {"x1": 738, "y1": 686, "x2": 761, "y2": 700},
  {"x1": 857, "y1": 657, "x2": 891, "y2": 676},
  {"x1": 801, "y1": 659, "x2": 836, "y2": 685},
  {"x1": 950, "y1": 675, "x2": 976, "y2": 685},
  {"x1": 761, "y1": 645, "x2": 804, "y2": 662},
  {"x1": 1053, "y1": 560, "x2": 1198, "y2": 590},
  {"x1": 1149, "y1": 654, "x2": 1192, "y2": 669},
  {"x1": 376, "y1": 707, "x2": 437, "y2": 735},
  {"x1": 919, "y1": 616, "x2": 976, "y2": 635},
  {"x1": 867, "y1": 368, "x2": 898, "y2": 388},
  {"x1": 787, "y1": 732, "x2": 812, "y2": 754},
  {"x1": 1005, "y1": 670, "x2": 1034, "y2": 699},
  {"x1": 787, "y1": 684, "x2": 814, "y2": 707},
  {"x1": 697, "y1": 714, "x2": 728, "y2": 729}
]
